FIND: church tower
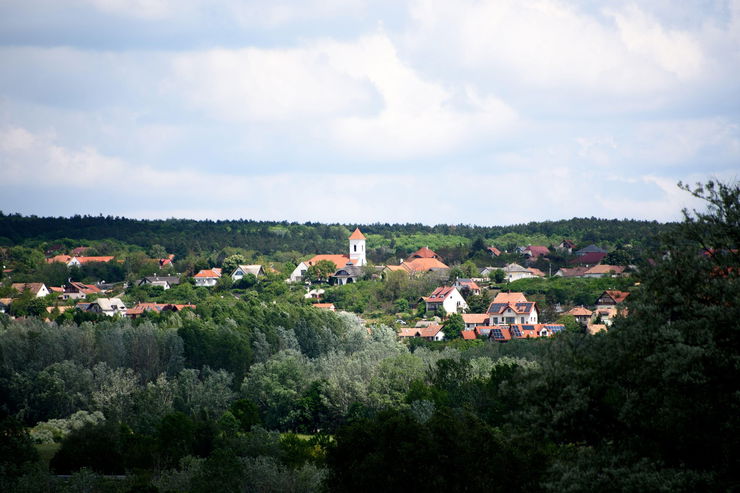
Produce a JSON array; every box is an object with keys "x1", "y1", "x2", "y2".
[{"x1": 348, "y1": 228, "x2": 367, "y2": 266}]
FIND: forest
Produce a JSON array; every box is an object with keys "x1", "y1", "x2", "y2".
[{"x1": 0, "y1": 181, "x2": 737, "y2": 492}]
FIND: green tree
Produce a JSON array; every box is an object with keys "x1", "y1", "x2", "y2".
[
  {"x1": 489, "y1": 269, "x2": 505, "y2": 283},
  {"x1": 149, "y1": 244, "x2": 168, "y2": 259},
  {"x1": 442, "y1": 313, "x2": 465, "y2": 340},
  {"x1": 221, "y1": 254, "x2": 247, "y2": 276},
  {"x1": 304, "y1": 260, "x2": 337, "y2": 283}
]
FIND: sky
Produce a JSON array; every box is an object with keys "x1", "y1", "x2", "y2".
[{"x1": 0, "y1": 0, "x2": 738, "y2": 226}]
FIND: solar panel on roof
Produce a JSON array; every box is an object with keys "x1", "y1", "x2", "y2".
[
  {"x1": 523, "y1": 325, "x2": 535, "y2": 330},
  {"x1": 511, "y1": 326, "x2": 522, "y2": 337},
  {"x1": 492, "y1": 328, "x2": 504, "y2": 339}
]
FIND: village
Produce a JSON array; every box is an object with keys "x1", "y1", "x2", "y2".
[{"x1": 0, "y1": 228, "x2": 633, "y2": 343}]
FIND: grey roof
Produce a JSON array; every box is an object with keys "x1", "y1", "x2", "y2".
[
  {"x1": 92, "y1": 298, "x2": 126, "y2": 311},
  {"x1": 332, "y1": 265, "x2": 364, "y2": 278},
  {"x1": 576, "y1": 244, "x2": 608, "y2": 255},
  {"x1": 234, "y1": 265, "x2": 264, "y2": 276}
]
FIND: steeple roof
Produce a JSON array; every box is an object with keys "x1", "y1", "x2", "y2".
[{"x1": 349, "y1": 228, "x2": 366, "y2": 240}]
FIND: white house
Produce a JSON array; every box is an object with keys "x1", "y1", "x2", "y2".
[
  {"x1": 486, "y1": 292, "x2": 538, "y2": 325},
  {"x1": 11, "y1": 283, "x2": 50, "y2": 298},
  {"x1": 502, "y1": 263, "x2": 536, "y2": 282},
  {"x1": 194, "y1": 268, "x2": 222, "y2": 287},
  {"x1": 86, "y1": 297, "x2": 127, "y2": 317},
  {"x1": 399, "y1": 324, "x2": 445, "y2": 341},
  {"x1": 422, "y1": 286, "x2": 469, "y2": 314},
  {"x1": 231, "y1": 265, "x2": 265, "y2": 280},
  {"x1": 138, "y1": 276, "x2": 181, "y2": 290}
]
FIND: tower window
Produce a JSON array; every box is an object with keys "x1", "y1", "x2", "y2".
[{"x1": 354, "y1": 245, "x2": 357, "y2": 252}]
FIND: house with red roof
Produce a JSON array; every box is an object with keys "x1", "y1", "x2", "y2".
[
  {"x1": 398, "y1": 323, "x2": 445, "y2": 341},
  {"x1": 570, "y1": 251, "x2": 607, "y2": 266},
  {"x1": 556, "y1": 240, "x2": 576, "y2": 253},
  {"x1": 407, "y1": 246, "x2": 441, "y2": 261},
  {"x1": 194, "y1": 268, "x2": 222, "y2": 287},
  {"x1": 488, "y1": 323, "x2": 564, "y2": 342},
  {"x1": 61, "y1": 281, "x2": 102, "y2": 300},
  {"x1": 523, "y1": 245, "x2": 549, "y2": 258},
  {"x1": 312, "y1": 303, "x2": 336, "y2": 311},
  {"x1": 453, "y1": 278, "x2": 481, "y2": 295},
  {"x1": 460, "y1": 330, "x2": 477, "y2": 340},
  {"x1": 487, "y1": 246, "x2": 502, "y2": 256},
  {"x1": 461, "y1": 313, "x2": 489, "y2": 330},
  {"x1": 595, "y1": 290, "x2": 630, "y2": 310},
  {"x1": 422, "y1": 286, "x2": 468, "y2": 314},
  {"x1": 566, "y1": 306, "x2": 593, "y2": 325}
]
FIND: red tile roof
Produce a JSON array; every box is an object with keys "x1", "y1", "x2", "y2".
[
  {"x1": 408, "y1": 247, "x2": 439, "y2": 260},
  {"x1": 567, "y1": 306, "x2": 593, "y2": 316},
  {"x1": 604, "y1": 290, "x2": 630, "y2": 303},
  {"x1": 524, "y1": 245, "x2": 549, "y2": 257},
  {"x1": 528, "y1": 268, "x2": 546, "y2": 277},
  {"x1": 422, "y1": 286, "x2": 457, "y2": 302},
  {"x1": 75, "y1": 256, "x2": 115, "y2": 264},
  {"x1": 461, "y1": 313, "x2": 489, "y2": 324},
  {"x1": 47, "y1": 255, "x2": 72, "y2": 264},
  {"x1": 312, "y1": 303, "x2": 336, "y2": 310},
  {"x1": 194, "y1": 269, "x2": 222, "y2": 278},
  {"x1": 492, "y1": 292, "x2": 528, "y2": 303},
  {"x1": 487, "y1": 246, "x2": 501, "y2": 256},
  {"x1": 418, "y1": 324, "x2": 443, "y2": 338},
  {"x1": 306, "y1": 254, "x2": 352, "y2": 269},
  {"x1": 461, "y1": 330, "x2": 476, "y2": 340},
  {"x1": 348, "y1": 228, "x2": 366, "y2": 240},
  {"x1": 404, "y1": 257, "x2": 449, "y2": 272}
]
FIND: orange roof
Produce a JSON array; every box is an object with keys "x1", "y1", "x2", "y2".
[
  {"x1": 488, "y1": 246, "x2": 501, "y2": 256},
  {"x1": 408, "y1": 246, "x2": 439, "y2": 260},
  {"x1": 492, "y1": 292, "x2": 528, "y2": 303},
  {"x1": 312, "y1": 303, "x2": 336, "y2": 310},
  {"x1": 306, "y1": 254, "x2": 351, "y2": 269},
  {"x1": 384, "y1": 264, "x2": 408, "y2": 272},
  {"x1": 404, "y1": 257, "x2": 449, "y2": 272},
  {"x1": 418, "y1": 324, "x2": 443, "y2": 338},
  {"x1": 47, "y1": 255, "x2": 72, "y2": 264},
  {"x1": 462, "y1": 313, "x2": 489, "y2": 324},
  {"x1": 528, "y1": 268, "x2": 546, "y2": 277},
  {"x1": 348, "y1": 228, "x2": 366, "y2": 240},
  {"x1": 75, "y1": 256, "x2": 115, "y2": 264},
  {"x1": 461, "y1": 330, "x2": 477, "y2": 340},
  {"x1": 567, "y1": 306, "x2": 593, "y2": 316},
  {"x1": 194, "y1": 269, "x2": 222, "y2": 278},
  {"x1": 422, "y1": 286, "x2": 457, "y2": 302},
  {"x1": 587, "y1": 324, "x2": 607, "y2": 335},
  {"x1": 50, "y1": 286, "x2": 64, "y2": 293}
]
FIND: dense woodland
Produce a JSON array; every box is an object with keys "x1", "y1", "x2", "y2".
[{"x1": 0, "y1": 181, "x2": 738, "y2": 492}]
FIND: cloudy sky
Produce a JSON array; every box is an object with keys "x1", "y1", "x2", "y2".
[{"x1": 1, "y1": 0, "x2": 738, "y2": 225}]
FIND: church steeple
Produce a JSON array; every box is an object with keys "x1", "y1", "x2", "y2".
[{"x1": 348, "y1": 228, "x2": 366, "y2": 266}]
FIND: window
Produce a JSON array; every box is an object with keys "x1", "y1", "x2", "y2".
[
  {"x1": 354, "y1": 245, "x2": 357, "y2": 252},
  {"x1": 492, "y1": 317, "x2": 498, "y2": 324},
  {"x1": 506, "y1": 317, "x2": 515, "y2": 324},
  {"x1": 520, "y1": 317, "x2": 525, "y2": 323}
]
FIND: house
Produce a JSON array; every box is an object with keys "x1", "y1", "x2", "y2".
[
  {"x1": 62, "y1": 281, "x2": 102, "y2": 300},
  {"x1": 523, "y1": 245, "x2": 549, "y2": 258},
  {"x1": 566, "y1": 306, "x2": 593, "y2": 325},
  {"x1": 304, "y1": 288, "x2": 325, "y2": 299},
  {"x1": 383, "y1": 257, "x2": 450, "y2": 276},
  {"x1": 576, "y1": 245, "x2": 608, "y2": 256},
  {"x1": 488, "y1": 323, "x2": 564, "y2": 342},
  {"x1": 11, "y1": 283, "x2": 50, "y2": 298},
  {"x1": 126, "y1": 303, "x2": 196, "y2": 319},
  {"x1": 312, "y1": 303, "x2": 336, "y2": 311},
  {"x1": 231, "y1": 265, "x2": 265, "y2": 280},
  {"x1": 66, "y1": 256, "x2": 115, "y2": 267},
  {"x1": 583, "y1": 264, "x2": 626, "y2": 278},
  {"x1": 502, "y1": 263, "x2": 536, "y2": 282},
  {"x1": 479, "y1": 266, "x2": 499, "y2": 277},
  {"x1": 398, "y1": 324, "x2": 445, "y2": 341},
  {"x1": 595, "y1": 290, "x2": 630, "y2": 310},
  {"x1": 556, "y1": 240, "x2": 576, "y2": 253},
  {"x1": 461, "y1": 313, "x2": 489, "y2": 330},
  {"x1": 159, "y1": 254, "x2": 175, "y2": 268},
  {"x1": 407, "y1": 246, "x2": 441, "y2": 261},
  {"x1": 453, "y1": 278, "x2": 481, "y2": 296},
  {"x1": 571, "y1": 252, "x2": 607, "y2": 266},
  {"x1": 70, "y1": 246, "x2": 91, "y2": 257},
  {"x1": 527, "y1": 267, "x2": 546, "y2": 277},
  {"x1": 84, "y1": 297, "x2": 127, "y2": 317},
  {"x1": 194, "y1": 268, "x2": 222, "y2": 287},
  {"x1": 460, "y1": 330, "x2": 477, "y2": 340},
  {"x1": 554, "y1": 266, "x2": 590, "y2": 278},
  {"x1": 422, "y1": 286, "x2": 469, "y2": 314},
  {"x1": 331, "y1": 265, "x2": 364, "y2": 285},
  {"x1": 138, "y1": 275, "x2": 181, "y2": 290},
  {"x1": 486, "y1": 292, "x2": 538, "y2": 325},
  {"x1": 289, "y1": 228, "x2": 367, "y2": 282},
  {"x1": 487, "y1": 246, "x2": 502, "y2": 256}
]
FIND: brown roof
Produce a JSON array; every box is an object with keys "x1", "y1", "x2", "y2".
[
  {"x1": 604, "y1": 290, "x2": 630, "y2": 303},
  {"x1": 528, "y1": 268, "x2": 546, "y2": 277},
  {"x1": 348, "y1": 228, "x2": 366, "y2": 240},
  {"x1": 586, "y1": 264, "x2": 626, "y2": 275},
  {"x1": 587, "y1": 324, "x2": 608, "y2": 335},
  {"x1": 11, "y1": 283, "x2": 46, "y2": 295},
  {"x1": 418, "y1": 324, "x2": 443, "y2": 338},
  {"x1": 47, "y1": 255, "x2": 72, "y2": 264},
  {"x1": 556, "y1": 266, "x2": 590, "y2": 277},
  {"x1": 524, "y1": 245, "x2": 549, "y2": 257}
]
